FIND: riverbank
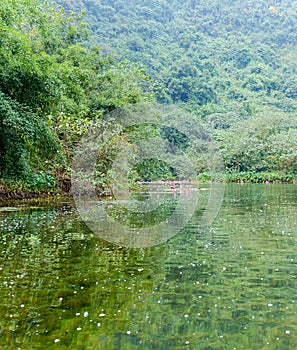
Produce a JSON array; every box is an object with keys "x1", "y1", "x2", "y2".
[
  {"x1": 0, "y1": 175, "x2": 71, "y2": 201},
  {"x1": 1, "y1": 171, "x2": 296, "y2": 201}
]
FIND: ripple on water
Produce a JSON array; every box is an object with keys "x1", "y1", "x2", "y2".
[{"x1": 0, "y1": 185, "x2": 296, "y2": 349}]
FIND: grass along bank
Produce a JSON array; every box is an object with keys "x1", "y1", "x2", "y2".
[{"x1": 197, "y1": 171, "x2": 297, "y2": 183}]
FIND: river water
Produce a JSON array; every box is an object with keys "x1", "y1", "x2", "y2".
[{"x1": 0, "y1": 184, "x2": 296, "y2": 349}]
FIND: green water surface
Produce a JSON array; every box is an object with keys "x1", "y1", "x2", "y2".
[{"x1": 0, "y1": 184, "x2": 296, "y2": 349}]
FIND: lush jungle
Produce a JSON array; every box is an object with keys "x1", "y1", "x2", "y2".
[{"x1": 1, "y1": 0, "x2": 297, "y2": 197}]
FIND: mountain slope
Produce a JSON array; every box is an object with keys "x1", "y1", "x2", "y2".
[
  {"x1": 53, "y1": 0, "x2": 297, "y2": 175},
  {"x1": 53, "y1": 0, "x2": 297, "y2": 110}
]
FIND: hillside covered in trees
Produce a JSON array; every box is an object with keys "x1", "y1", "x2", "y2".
[
  {"x1": 1, "y1": 0, "x2": 297, "y2": 197},
  {"x1": 56, "y1": 0, "x2": 297, "y2": 107},
  {"x1": 54, "y1": 0, "x2": 297, "y2": 180}
]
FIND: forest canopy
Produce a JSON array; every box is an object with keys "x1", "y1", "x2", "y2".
[
  {"x1": 54, "y1": 0, "x2": 297, "y2": 179},
  {"x1": 1, "y1": 0, "x2": 297, "y2": 195}
]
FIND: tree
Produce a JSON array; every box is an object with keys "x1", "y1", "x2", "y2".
[
  {"x1": 0, "y1": 91, "x2": 59, "y2": 178},
  {"x1": 0, "y1": 0, "x2": 155, "y2": 183}
]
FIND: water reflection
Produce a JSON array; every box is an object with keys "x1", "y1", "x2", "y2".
[
  {"x1": 0, "y1": 184, "x2": 296, "y2": 349},
  {"x1": 74, "y1": 181, "x2": 216, "y2": 248}
]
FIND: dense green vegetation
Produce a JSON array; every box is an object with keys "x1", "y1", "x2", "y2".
[
  {"x1": 55, "y1": 0, "x2": 297, "y2": 180},
  {"x1": 1, "y1": 0, "x2": 297, "y2": 197},
  {"x1": 0, "y1": 0, "x2": 155, "y2": 195}
]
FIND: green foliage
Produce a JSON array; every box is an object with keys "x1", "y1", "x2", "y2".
[
  {"x1": 51, "y1": 0, "x2": 297, "y2": 179},
  {"x1": 0, "y1": 0, "x2": 88, "y2": 113},
  {"x1": 0, "y1": 91, "x2": 59, "y2": 179},
  {"x1": 53, "y1": 0, "x2": 297, "y2": 110},
  {"x1": 0, "y1": 0, "x2": 155, "y2": 190},
  {"x1": 1, "y1": 170, "x2": 58, "y2": 193},
  {"x1": 2, "y1": 0, "x2": 297, "y2": 190},
  {"x1": 131, "y1": 159, "x2": 177, "y2": 182},
  {"x1": 216, "y1": 111, "x2": 297, "y2": 173},
  {"x1": 225, "y1": 171, "x2": 295, "y2": 183}
]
